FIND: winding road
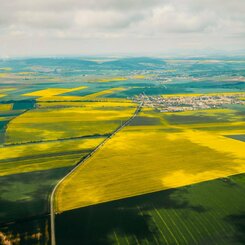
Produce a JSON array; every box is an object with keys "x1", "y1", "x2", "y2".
[{"x1": 50, "y1": 102, "x2": 143, "y2": 245}]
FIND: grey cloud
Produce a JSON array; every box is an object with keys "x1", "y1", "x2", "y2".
[
  {"x1": 1, "y1": 0, "x2": 245, "y2": 32},
  {"x1": 0, "y1": 0, "x2": 154, "y2": 30},
  {"x1": 0, "y1": 0, "x2": 244, "y2": 56},
  {"x1": 1, "y1": 0, "x2": 163, "y2": 12}
]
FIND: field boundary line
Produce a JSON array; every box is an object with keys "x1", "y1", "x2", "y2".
[{"x1": 50, "y1": 102, "x2": 143, "y2": 245}]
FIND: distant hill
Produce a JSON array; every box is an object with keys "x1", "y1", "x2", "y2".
[
  {"x1": 101, "y1": 57, "x2": 166, "y2": 70},
  {"x1": 23, "y1": 58, "x2": 97, "y2": 67},
  {"x1": 0, "y1": 57, "x2": 166, "y2": 71}
]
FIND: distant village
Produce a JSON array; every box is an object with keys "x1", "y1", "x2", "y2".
[{"x1": 133, "y1": 93, "x2": 245, "y2": 112}]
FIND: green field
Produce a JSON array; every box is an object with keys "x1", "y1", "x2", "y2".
[
  {"x1": 0, "y1": 215, "x2": 49, "y2": 245},
  {"x1": 55, "y1": 174, "x2": 245, "y2": 245}
]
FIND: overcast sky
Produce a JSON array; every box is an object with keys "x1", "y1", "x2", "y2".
[{"x1": 0, "y1": 0, "x2": 245, "y2": 57}]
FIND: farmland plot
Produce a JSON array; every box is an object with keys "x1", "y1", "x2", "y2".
[{"x1": 55, "y1": 107, "x2": 245, "y2": 212}]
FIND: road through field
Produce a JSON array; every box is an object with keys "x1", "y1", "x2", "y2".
[{"x1": 50, "y1": 102, "x2": 143, "y2": 245}]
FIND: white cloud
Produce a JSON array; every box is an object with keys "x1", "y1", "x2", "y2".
[
  {"x1": 0, "y1": 0, "x2": 244, "y2": 56},
  {"x1": 74, "y1": 10, "x2": 143, "y2": 29},
  {"x1": 133, "y1": 5, "x2": 215, "y2": 34}
]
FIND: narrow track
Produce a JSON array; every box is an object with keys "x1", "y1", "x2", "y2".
[{"x1": 50, "y1": 102, "x2": 143, "y2": 245}]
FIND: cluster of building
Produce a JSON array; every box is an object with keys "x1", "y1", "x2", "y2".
[{"x1": 133, "y1": 93, "x2": 245, "y2": 112}]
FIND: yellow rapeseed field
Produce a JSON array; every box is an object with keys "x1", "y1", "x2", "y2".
[
  {"x1": 0, "y1": 104, "x2": 13, "y2": 111},
  {"x1": 0, "y1": 73, "x2": 8, "y2": 78},
  {"x1": 79, "y1": 87, "x2": 126, "y2": 100},
  {"x1": 38, "y1": 101, "x2": 135, "y2": 109},
  {"x1": 6, "y1": 101, "x2": 136, "y2": 143},
  {"x1": 0, "y1": 137, "x2": 105, "y2": 176},
  {"x1": 0, "y1": 67, "x2": 12, "y2": 71},
  {"x1": 0, "y1": 154, "x2": 83, "y2": 177},
  {"x1": 18, "y1": 71, "x2": 36, "y2": 75},
  {"x1": 163, "y1": 108, "x2": 245, "y2": 134},
  {"x1": 132, "y1": 75, "x2": 145, "y2": 79},
  {"x1": 23, "y1": 86, "x2": 87, "y2": 98},
  {"x1": 27, "y1": 87, "x2": 126, "y2": 102},
  {"x1": 99, "y1": 77, "x2": 127, "y2": 82},
  {"x1": 38, "y1": 95, "x2": 89, "y2": 102},
  {"x1": 55, "y1": 107, "x2": 245, "y2": 212},
  {"x1": 0, "y1": 88, "x2": 16, "y2": 98}
]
